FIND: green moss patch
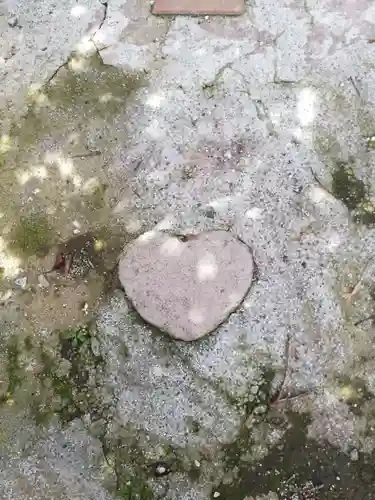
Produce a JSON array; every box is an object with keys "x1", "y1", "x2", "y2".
[
  {"x1": 31, "y1": 322, "x2": 103, "y2": 424},
  {"x1": 331, "y1": 162, "x2": 375, "y2": 226},
  {"x1": 331, "y1": 162, "x2": 366, "y2": 211},
  {"x1": 0, "y1": 335, "x2": 24, "y2": 404},
  {"x1": 45, "y1": 53, "x2": 146, "y2": 115},
  {"x1": 8, "y1": 214, "x2": 53, "y2": 257},
  {"x1": 0, "y1": 321, "x2": 104, "y2": 425},
  {"x1": 336, "y1": 376, "x2": 374, "y2": 416},
  {"x1": 7, "y1": 53, "x2": 147, "y2": 157},
  {"x1": 116, "y1": 477, "x2": 153, "y2": 500}
]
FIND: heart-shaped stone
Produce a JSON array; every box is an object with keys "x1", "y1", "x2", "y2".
[{"x1": 118, "y1": 230, "x2": 254, "y2": 341}]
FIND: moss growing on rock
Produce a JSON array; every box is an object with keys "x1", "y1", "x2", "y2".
[
  {"x1": 7, "y1": 52, "x2": 147, "y2": 163},
  {"x1": 331, "y1": 162, "x2": 366, "y2": 211},
  {"x1": 116, "y1": 477, "x2": 154, "y2": 500},
  {"x1": 5, "y1": 335, "x2": 23, "y2": 396},
  {"x1": 87, "y1": 182, "x2": 108, "y2": 210},
  {"x1": 8, "y1": 214, "x2": 52, "y2": 257},
  {"x1": 222, "y1": 368, "x2": 275, "y2": 471},
  {"x1": 331, "y1": 161, "x2": 375, "y2": 226},
  {"x1": 0, "y1": 335, "x2": 24, "y2": 404},
  {"x1": 45, "y1": 53, "x2": 147, "y2": 118},
  {"x1": 336, "y1": 375, "x2": 373, "y2": 416},
  {"x1": 24, "y1": 321, "x2": 104, "y2": 425}
]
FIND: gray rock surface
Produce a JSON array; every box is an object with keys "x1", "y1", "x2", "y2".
[
  {"x1": 1, "y1": 0, "x2": 375, "y2": 499},
  {"x1": 118, "y1": 230, "x2": 254, "y2": 340}
]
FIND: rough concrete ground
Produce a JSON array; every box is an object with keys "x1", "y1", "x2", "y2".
[{"x1": 1, "y1": 0, "x2": 375, "y2": 499}]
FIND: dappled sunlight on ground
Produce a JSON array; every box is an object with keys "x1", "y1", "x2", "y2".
[
  {"x1": 196, "y1": 253, "x2": 218, "y2": 281},
  {"x1": 146, "y1": 91, "x2": 166, "y2": 109},
  {"x1": 0, "y1": 236, "x2": 21, "y2": 278},
  {"x1": 297, "y1": 87, "x2": 317, "y2": 127},
  {"x1": 2, "y1": 2, "x2": 375, "y2": 497},
  {"x1": 0, "y1": 18, "x2": 372, "y2": 354},
  {"x1": 160, "y1": 236, "x2": 184, "y2": 257},
  {"x1": 71, "y1": 5, "x2": 88, "y2": 18},
  {"x1": 0, "y1": 48, "x2": 148, "y2": 339}
]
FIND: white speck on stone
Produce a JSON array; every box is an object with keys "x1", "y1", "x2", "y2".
[
  {"x1": 194, "y1": 460, "x2": 201, "y2": 468},
  {"x1": 156, "y1": 465, "x2": 166, "y2": 475},
  {"x1": 245, "y1": 207, "x2": 263, "y2": 220},
  {"x1": 213, "y1": 492, "x2": 220, "y2": 498},
  {"x1": 90, "y1": 337, "x2": 101, "y2": 357},
  {"x1": 350, "y1": 449, "x2": 359, "y2": 461}
]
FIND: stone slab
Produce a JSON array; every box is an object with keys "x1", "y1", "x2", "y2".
[
  {"x1": 152, "y1": 0, "x2": 246, "y2": 16},
  {"x1": 118, "y1": 230, "x2": 254, "y2": 341}
]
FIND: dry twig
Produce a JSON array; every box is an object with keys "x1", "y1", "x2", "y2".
[
  {"x1": 270, "y1": 332, "x2": 291, "y2": 405},
  {"x1": 343, "y1": 260, "x2": 370, "y2": 302}
]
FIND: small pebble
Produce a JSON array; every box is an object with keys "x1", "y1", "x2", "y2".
[
  {"x1": 154, "y1": 462, "x2": 171, "y2": 477},
  {"x1": 213, "y1": 492, "x2": 220, "y2": 498},
  {"x1": 8, "y1": 16, "x2": 18, "y2": 27},
  {"x1": 14, "y1": 276, "x2": 27, "y2": 289},
  {"x1": 90, "y1": 337, "x2": 101, "y2": 357},
  {"x1": 350, "y1": 449, "x2": 359, "y2": 461},
  {"x1": 204, "y1": 206, "x2": 215, "y2": 219},
  {"x1": 194, "y1": 460, "x2": 201, "y2": 468}
]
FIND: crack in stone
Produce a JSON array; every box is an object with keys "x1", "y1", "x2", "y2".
[
  {"x1": 90, "y1": 0, "x2": 108, "y2": 59},
  {"x1": 227, "y1": 67, "x2": 278, "y2": 137},
  {"x1": 349, "y1": 76, "x2": 362, "y2": 100},
  {"x1": 45, "y1": 1, "x2": 109, "y2": 85},
  {"x1": 45, "y1": 57, "x2": 71, "y2": 85},
  {"x1": 260, "y1": 30, "x2": 286, "y2": 87},
  {"x1": 303, "y1": 0, "x2": 314, "y2": 29},
  {"x1": 156, "y1": 17, "x2": 174, "y2": 61},
  {"x1": 95, "y1": 1, "x2": 108, "y2": 34},
  {"x1": 202, "y1": 48, "x2": 260, "y2": 90},
  {"x1": 253, "y1": 98, "x2": 277, "y2": 136},
  {"x1": 270, "y1": 331, "x2": 291, "y2": 404}
]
